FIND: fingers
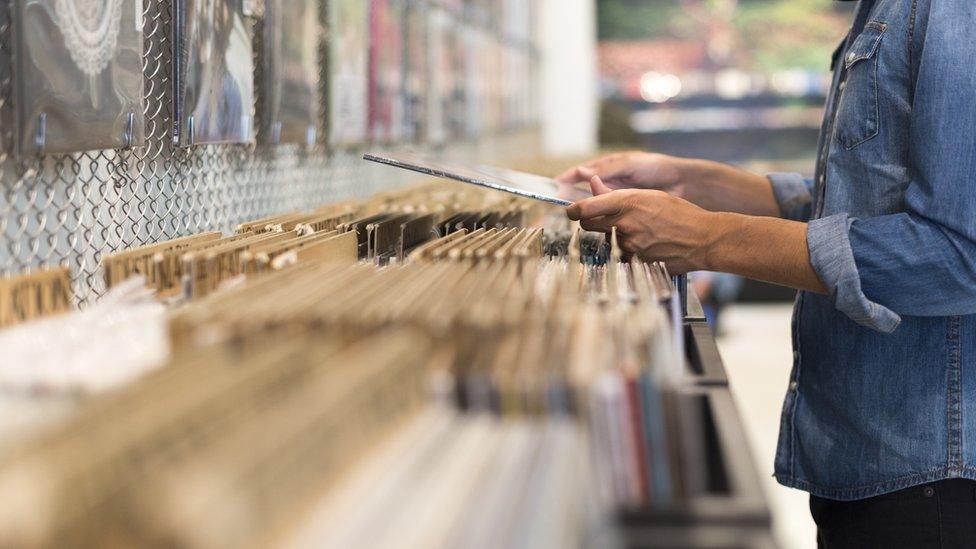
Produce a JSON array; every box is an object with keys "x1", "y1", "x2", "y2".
[
  {"x1": 554, "y1": 166, "x2": 580, "y2": 183},
  {"x1": 589, "y1": 175, "x2": 613, "y2": 196},
  {"x1": 579, "y1": 216, "x2": 617, "y2": 233},
  {"x1": 566, "y1": 192, "x2": 625, "y2": 221},
  {"x1": 555, "y1": 165, "x2": 595, "y2": 184}
]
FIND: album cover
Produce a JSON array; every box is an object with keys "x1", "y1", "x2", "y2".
[
  {"x1": 502, "y1": 0, "x2": 531, "y2": 43},
  {"x1": 368, "y1": 0, "x2": 404, "y2": 143},
  {"x1": 424, "y1": 5, "x2": 448, "y2": 144},
  {"x1": 364, "y1": 150, "x2": 592, "y2": 206},
  {"x1": 485, "y1": 36, "x2": 502, "y2": 134},
  {"x1": 329, "y1": 0, "x2": 369, "y2": 146},
  {"x1": 506, "y1": 46, "x2": 531, "y2": 129},
  {"x1": 12, "y1": 0, "x2": 145, "y2": 156},
  {"x1": 261, "y1": 0, "x2": 319, "y2": 146},
  {"x1": 400, "y1": 0, "x2": 427, "y2": 143},
  {"x1": 445, "y1": 13, "x2": 467, "y2": 139},
  {"x1": 461, "y1": 25, "x2": 486, "y2": 139},
  {"x1": 172, "y1": 0, "x2": 255, "y2": 147}
]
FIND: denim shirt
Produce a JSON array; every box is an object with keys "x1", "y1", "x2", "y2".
[{"x1": 767, "y1": 0, "x2": 976, "y2": 500}]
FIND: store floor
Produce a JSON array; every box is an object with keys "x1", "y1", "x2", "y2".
[{"x1": 716, "y1": 304, "x2": 816, "y2": 549}]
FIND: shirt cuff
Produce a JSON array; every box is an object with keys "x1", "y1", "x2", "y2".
[
  {"x1": 807, "y1": 214, "x2": 901, "y2": 333},
  {"x1": 767, "y1": 172, "x2": 813, "y2": 221}
]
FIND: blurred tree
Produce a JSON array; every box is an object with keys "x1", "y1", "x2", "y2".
[
  {"x1": 598, "y1": 0, "x2": 852, "y2": 71},
  {"x1": 597, "y1": 0, "x2": 691, "y2": 41},
  {"x1": 732, "y1": 0, "x2": 851, "y2": 71}
]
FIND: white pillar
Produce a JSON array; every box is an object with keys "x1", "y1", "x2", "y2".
[{"x1": 539, "y1": 0, "x2": 598, "y2": 157}]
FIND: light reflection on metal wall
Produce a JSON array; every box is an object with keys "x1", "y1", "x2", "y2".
[{"x1": 0, "y1": 1, "x2": 540, "y2": 305}]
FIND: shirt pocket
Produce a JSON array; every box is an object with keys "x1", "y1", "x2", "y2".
[{"x1": 834, "y1": 21, "x2": 887, "y2": 150}]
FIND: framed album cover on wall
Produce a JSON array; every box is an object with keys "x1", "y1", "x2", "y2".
[
  {"x1": 12, "y1": 0, "x2": 146, "y2": 156},
  {"x1": 261, "y1": 0, "x2": 319, "y2": 147},
  {"x1": 368, "y1": 0, "x2": 404, "y2": 143},
  {"x1": 329, "y1": 0, "x2": 369, "y2": 147},
  {"x1": 172, "y1": 0, "x2": 255, "y2": 147},
  {"x1": 401, "y1": 0, "x2": 427, "y2": 143}
]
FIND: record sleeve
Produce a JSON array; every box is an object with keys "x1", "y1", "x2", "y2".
[
  {"x1": 364, "y1": 150, "x2": 591, "y2": 206},
  {"x1": 329, "y1": 0, "x2": 370, "y2": 146},
  {"x1": 261, "y1": 0, "x2": 319, "y2": 146},
  {"x1": 461, "y1": 23, "x2": 486, "y2": 139},
  {"x1": 368, "y1": 0, "x2": 404, "y2": 143},
  {"x1": 172, "y1": 0, "x2": 255, "y2": 147},
  {"x1": 401, "y1": 0, "x2": 427, "y2": 142},
  {"x1": 424, "y1": 5, "x2": 448, "y2": 145},
  {"x1": 12, "y1": 0, "x2": 145, "y2": 156}
]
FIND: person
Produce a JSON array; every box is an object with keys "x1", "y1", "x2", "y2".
[{"x1": 559, "y1": 0, "x2": 976, "y2": 546}]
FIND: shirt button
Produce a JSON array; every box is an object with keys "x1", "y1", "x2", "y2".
[
  {"x1": 839, "y1": 81, "x2": 846, "y2": 92},
  {"x1": 846, "y1": 52, "x2": 856, "y2": 64},
  {"x1": 789, "y1": 381, "x2": 799, "y2": 392},
  {"x1": 924, "y1": 486, "x2": 936, "y2": 498}
]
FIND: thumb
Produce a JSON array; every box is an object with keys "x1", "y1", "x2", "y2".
[{"x1": 590, "y1": 175, "x2": 613, "y2": 196}]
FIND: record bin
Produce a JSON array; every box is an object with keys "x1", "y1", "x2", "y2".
[{"x1": 618, "y1": 294, "x2": 774, "y2": 549}]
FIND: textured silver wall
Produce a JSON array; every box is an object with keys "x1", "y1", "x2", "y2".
[{"x1": 0, "y1": 1, "x2": 541, "y2": 305}]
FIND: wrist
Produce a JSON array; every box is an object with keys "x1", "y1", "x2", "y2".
[
  {"x1": 697, "y1": 211, "x2": 747, "y2": 272},
  {"x1": 670, "y1": 158, "x2": 729, "y2": 204},
  {"x1": 671, "y1": 157, "x2": 709, "y2": 188}
]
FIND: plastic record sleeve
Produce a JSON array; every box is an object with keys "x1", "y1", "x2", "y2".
[
  {"x1": 329, "y1": 0, "x2": 370, "y2": 147},
  {"x1": 364, "y1": 150, "x2": 592, "y2": 206},
  {"x1": 172, "y1": 0, "x2": 255, "y2": 147},
  {"x1": 12, "y1": 0, "x2": 146, "y2": 156},
  {"x1": 261, "y1": 0, "x2": 319, "y2": 147}
]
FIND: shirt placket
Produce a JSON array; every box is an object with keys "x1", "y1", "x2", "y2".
[{"x1": 812, "y1": 0, "x2": 876, "y2": 219}]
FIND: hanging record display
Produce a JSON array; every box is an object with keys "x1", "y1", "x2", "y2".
[
  {"x1": 445, "y1": 11, "x2": 466, "y2": 139},
  {"x1": 400, "y1": 0, "x2": 427, "y2": 143},
  {"x1": 368, "y1": 0, "x2": 403, "y2": 143},
  {"x1": 424, "y1": 4, "x2": 448, "y2": 145},
  {"x1": 261, "y1": 0, "x2": 319, "y2": 147},
  {"x1": 172, "y1": 0, "x2": 255, "y2": 147},
  {"x1": 12, "y1": 0, "x2": 145, "y2": 156},
  {"x1": 461, "y1": 23, "x2": 486, "y2": 139},
  {"x1": 329, "y1": 0, "x2": 369, "y2": 147}
]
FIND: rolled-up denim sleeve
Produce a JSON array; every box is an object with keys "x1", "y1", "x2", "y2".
[
  {"x1": 767, "y1": 173, "x2": 814, "y2": 221},
  {"x1": 807, "y1": 215, "x2": 901, "y2": 333},
  {"x1": 805, "y1": 0, "x2": 976, "y2": 333}
]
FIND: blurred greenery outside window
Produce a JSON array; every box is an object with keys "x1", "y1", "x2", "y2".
[
  {"x1": 597, "y1": 0, "x2": 854, "y2": 159},
  {"x1": 598, "y1": 0, "x2": 852, "y2": 72}
]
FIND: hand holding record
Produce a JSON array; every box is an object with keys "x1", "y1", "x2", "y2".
[{"x1": 566, "y1": 175, "x2": 716, "y2": 275}]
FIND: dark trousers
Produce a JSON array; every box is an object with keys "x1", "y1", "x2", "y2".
[{"x1": 811, "y1": 479, "x2": 976, "y2": 548}]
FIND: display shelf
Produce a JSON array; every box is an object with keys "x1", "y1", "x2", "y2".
[
  {"x1": 618, "y1": 387, "x2": 772, "y2": 546},
  {"x1": 618, "y1": 303, "x2": 773, "y2": 548},
  {"x1": 684, "y1": 286, "x2": 707, "y2": 323},
  {"x1": 684, "y1": 322, "x2": 729, "y2": 387}
]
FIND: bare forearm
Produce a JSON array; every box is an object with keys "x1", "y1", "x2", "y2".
[
  {"x1": 675, "y1": 159, "x2": 783, "y2": 218},
  {"x1": 701, "y1": 212, "x2": 826, "y2": 294}
]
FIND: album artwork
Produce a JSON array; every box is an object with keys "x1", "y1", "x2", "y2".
[
  {"x1": 368, "y1": 0, "x2": 403, "y2": 143},
  {"x1": 424, "y1": 5, "x2": 449, "y2": 144},
  {"x1": 502, "y1": 0, "x2": 531, "y2": 42},
  {"x1": 484, "y1": 37, "x2": 502, "y2": 134},
  {"x1": 422, "y1": 1, "x2": 466, "y2": 144},
  {"x1": 505, "y1": 46, "x2": 531, "y2": 129},
  {"x1": 400, "y1": 0, "x2": 427, "y2": 142},
  {"x1": 172, "y1": 0, "x2": 255, "y2": 147},
  {"x1": 262, "y1": 0, "x2": 319, "y2": 146},
  {"x1": 329, "y1": 0, "x2": 369, "y2": 146},
  {"x1": 12, "y1": 0, "x2": 145, "y2": 156},
  {"x1": 462, "y1": 25, "x2": 486, "y2": 139}
]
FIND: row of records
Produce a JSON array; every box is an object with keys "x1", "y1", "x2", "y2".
[{"x1": 7, "y1": 0, "x2": 541, "y2": 157}]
